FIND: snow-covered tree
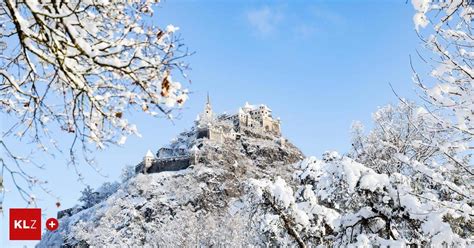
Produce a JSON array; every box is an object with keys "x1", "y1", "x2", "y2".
[
  {"x1": 350, "y1": 102, "x2": 471, "y2": 195},
  {"x1": 410, "y1": 1, "x2": 474, "y2": 238},
  {"x1": 96, "y1": 181, "x2": 119, "y2": 199},
  {"x1": 412, "y1": 0, "x2": 473, "y2": 114},
  {"x1": 247, "y1": 154, "x2": 472, "y2": 247},
  {"x1": 78, "y1": 182, "x2": 119, "y2": 209},
  {"x1": 247, "y1": 9, "x2": 474, "y2": 239},
  {"x1": 411, "y1": 0, "x2": 473, "y2": 166},
  {"x1": 120, "y1": 165, "x2": 136, "y2": 183},
  {"x1": 0, "y1": 0, "x2": 190, "y2": 204},
  {"x1": 350, "y1": 102, "x2": 445, "y2": 175},
  {"x1": 78, "y1": 185, "x2": 98, "y2": 209}
]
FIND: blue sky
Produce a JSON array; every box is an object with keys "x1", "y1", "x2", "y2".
[{"x1": 1, "y1": 1, "x2": 428, "y2": 246}]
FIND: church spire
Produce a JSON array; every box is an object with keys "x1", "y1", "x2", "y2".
[{"x1": 204, "y1": 92, "x2": 213, "y2": 118}]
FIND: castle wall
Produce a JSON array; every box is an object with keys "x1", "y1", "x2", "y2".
[
  {"x1": 262, "y1": 117, "x2": 272, "y2": 132},
  {"x1": 224, "y1": 131, "x2": 237, "y2": 140},
  {"x1": 137, "y1": 157, "x2": 191, "y2": 174},
  {"x1": 58, "y1": 206, "x2": 88, "y2": 219},
  {"x1": 57, "y1": 207, "x2": 77, "y2": 219},
  {"x1": 272, "y1": 121, "x2": 281, "y2": 135},
  {"x1": 209, "y1": 129, "x2": 224, "y2": 143},
  {"x1": 196, "y1": 129, "x2": 210, "y2": 139},
  {"x1": 148, "y1": 157, "x2": 191, "y2": 173},
  {"x1": 244, "y1": 116, "x2": 261, "y2": 131}
]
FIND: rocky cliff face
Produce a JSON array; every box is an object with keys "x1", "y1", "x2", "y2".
[{"x1": 38, "y1": 129, "x2": 304, "y2": 247}]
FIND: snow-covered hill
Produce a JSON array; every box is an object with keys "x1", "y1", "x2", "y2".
[
  {"x1": 38, "y1": 103, "x2": 473, "y2": 247},
  {"x1": 38, "y1": 120, "x2": 305, "y2": 247}
]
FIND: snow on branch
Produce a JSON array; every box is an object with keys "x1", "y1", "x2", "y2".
[
  {"x1": 0, "y1": 0, "x2": 190, "y2": 205},
  {"x1": 411, "y1": 0, "x2": 474, "y2": 138}
]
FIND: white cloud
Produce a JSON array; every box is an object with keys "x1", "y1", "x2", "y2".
[
  {"x1": 310, "y1": 7, "x2": 345, "y2": 26},
  {"x1": 294, "y1": 24, "x2": 317, "y2": 38},
  {"x1": 246, "y1": 6, "x2": 283, "y2": 35},
  {"x1": 292, "y1": 7, "x2": 345, "y2": 39},
  {"x1": 245, "y1": 5, "x2": 345, "y2": 39}
]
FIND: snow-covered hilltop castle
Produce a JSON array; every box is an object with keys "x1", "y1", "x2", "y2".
[
  {"x1": 136, "y1": 96, "x2": 287, "y2": 174},
  {"x1": 196, "y1": 95, "x2": 281, "y2": 142}
]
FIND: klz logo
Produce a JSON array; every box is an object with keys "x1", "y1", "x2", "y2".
[{"x1": 9, "y1": 208, "x2": 42, "y2": 240}]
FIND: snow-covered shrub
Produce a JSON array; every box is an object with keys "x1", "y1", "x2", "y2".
[
  {"x1": 120, "y1": 165, "x2": 136, "y2": 183},
  {"x1": 79, "y1": 182, "x2": 119, "y2": 209},
  {"x1": 248, "y1": 155, "x2": 472, "y2": 247},
  {"x1": 78, "y1": 186, "x2": 99, "y2": 209},
  {"x1": 245, "y1": 177, "x2": 310, "y2": 246},
  {"x1": 350, "y1": 101, "x2": 473, "y2": 240},
  {"x1": 350, "y1": 102, "x2": 450, "y2": 175},
  {"x1": 96, "y1": 182, "x2": 120, "y2": 200}
]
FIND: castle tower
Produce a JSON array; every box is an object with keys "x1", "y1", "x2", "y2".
[
  {"x1": 204, "y1": 93, "x2": 213, "y2": 118},
  {"x1": 190, "y1": 145, "x2": 200, "y2": 165},
  {"x1": 144, "y1": 149, "x2": 154, "y2": 173}
]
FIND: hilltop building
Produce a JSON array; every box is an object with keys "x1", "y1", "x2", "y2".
[
  {"x1": 196, "y1": 95, "x2": 281, "y2": 143},
  {"x1": 136, "y1": 96, "x2": 285, "y2": 174}
]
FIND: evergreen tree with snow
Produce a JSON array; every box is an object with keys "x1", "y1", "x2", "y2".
[{"x1": 79, "y1": 185, "x2": 99, "y2": 209}]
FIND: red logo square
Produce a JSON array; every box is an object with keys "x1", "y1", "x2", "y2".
[{"x1": 9, "y1": 208, "x2": 42, "y2": 240}]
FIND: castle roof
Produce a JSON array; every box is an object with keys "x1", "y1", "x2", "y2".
[
  {"x1": 258, "y1": 104, "x2": 271, "y2": 111},
  {"x1": 243, "y1": 102, "x2": 255, "y2": 110},
  {"x1": 145, "y1": 149, "x2": 154, "y2": 158},
  {"x1": 243, "y1": 102, "x2": 270, "y2": 111}
]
